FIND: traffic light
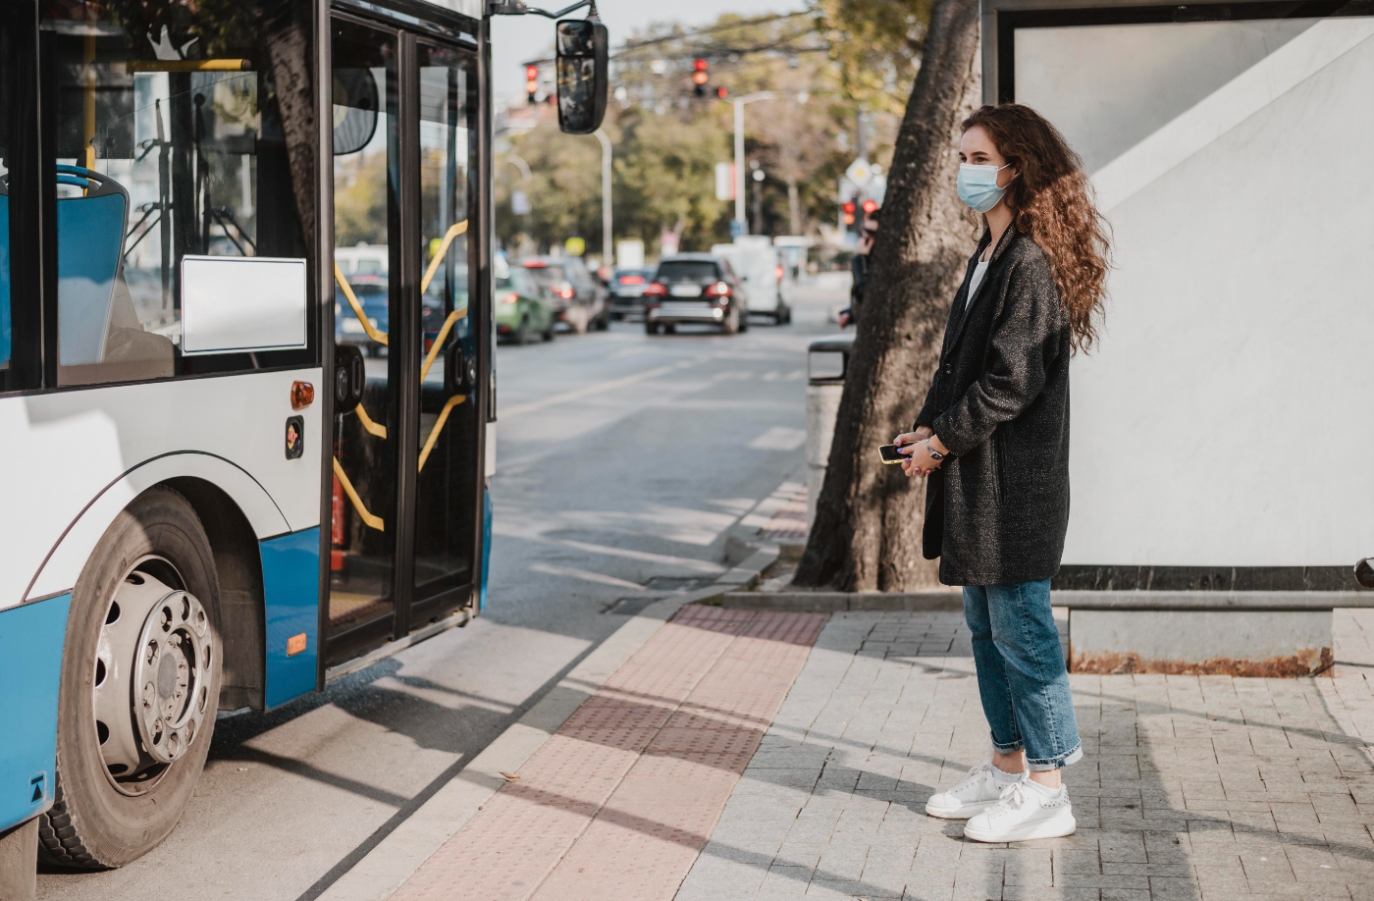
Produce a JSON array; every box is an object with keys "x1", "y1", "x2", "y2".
[
  {"x1": 525, "y1": 64, "x2": 538, "y2": 104},
  {"x1": 841, "y1": 200, "x2": 856, "y2": 228},
  {"x1": 715, "y1": 86, "x2": 728, "y2": 99},
  {"x1": 861, "y1": 199, "x2": 879, "y2": 216},
  {"x1": 692, "y1": 58, "x2": 709, "y2": 97}
]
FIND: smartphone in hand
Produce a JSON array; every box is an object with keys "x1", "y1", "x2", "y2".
[{"x1": 878, "y1": 445, "x2": 906, "y2": 465}]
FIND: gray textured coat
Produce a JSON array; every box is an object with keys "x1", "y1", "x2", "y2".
[{"x1": 914, "y1": 224, "x2": 1071, "y2": 586}]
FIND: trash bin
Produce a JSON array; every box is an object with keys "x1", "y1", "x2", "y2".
[{"x1": 806, "y1": 335, "x2": 854, "y2": 529}]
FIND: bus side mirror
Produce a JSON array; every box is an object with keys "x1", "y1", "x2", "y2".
[{"x1": 555, "y1": 19, "x2": 607, "y2": 135}]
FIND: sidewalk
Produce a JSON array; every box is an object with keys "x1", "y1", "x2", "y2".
[{"x1": 352, "y1": 603, "x2": 1374, "y2": 901}]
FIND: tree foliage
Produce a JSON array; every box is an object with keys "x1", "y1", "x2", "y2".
[
  {"x1": 495, "y1": 7, "x2": 936, "y2": 256},
  {"x1": 812, "y1": 0, "x2": 929, "y2": 116}
]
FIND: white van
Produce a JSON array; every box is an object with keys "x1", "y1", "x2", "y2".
[{"x1": 710, "y1": 238, "x2": 790, "y2": 323}]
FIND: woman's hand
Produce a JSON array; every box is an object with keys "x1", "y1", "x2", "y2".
[
  {"x1": 893, "y1": 427, "x2": 933, "y2": 452},
  {"x1": 894, "y1": 429, "x2": 947, "y2": 478}
]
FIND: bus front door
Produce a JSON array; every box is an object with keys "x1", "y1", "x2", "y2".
[{"x1": 326, "y1": 13, "x2": 481, "y2": 665}]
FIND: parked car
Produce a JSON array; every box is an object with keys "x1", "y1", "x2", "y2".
[
  {"x1": 711, "y1": 238, "x2": 791, "y2": 324},
  {"x1": 642, "y1": 254, "x2": 750, "y2": 335},
  {"x1": 335, "y1": 273, "x2": 389, "y2": 356},
  {"x1": 495, "y1": 262, "x2": 556, "y2": 344},
  {"x1": 608, "y1": 267, "x2": 653, "y2": 320},
  {"x1": 520, "y1": 256, "x2": 608, "y2": 334}
]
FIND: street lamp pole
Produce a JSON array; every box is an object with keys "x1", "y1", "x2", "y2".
[
  {"x1": 594, "y1": 128, "x2": 612, "y2": 267},
  {"x1": 732, "y1": 91, "x2": 774, "y2": 236}
]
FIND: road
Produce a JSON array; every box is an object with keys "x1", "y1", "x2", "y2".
[{"x1": 36, "y1": 274, "x2": 850, "y2": 901}]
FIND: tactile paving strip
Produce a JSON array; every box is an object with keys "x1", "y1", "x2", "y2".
[{"x1": 389, "y1": 606, "x2": 827, "y2": 901}]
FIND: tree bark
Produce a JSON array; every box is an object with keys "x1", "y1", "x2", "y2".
[{"x1": 793, "y1": 0, "x2": 983, "y2": 591}]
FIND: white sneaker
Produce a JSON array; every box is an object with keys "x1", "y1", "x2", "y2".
[
  {"x1": 963, "y1": 780, "x2": 1076, "y2": 842},
  {"x1": 924, "y1": 762, "x2": 1019, "y2": 819}
]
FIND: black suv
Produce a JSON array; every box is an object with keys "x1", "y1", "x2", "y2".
[{"x1": 642, "y1": 255, "x2": 750, "y2": 335}]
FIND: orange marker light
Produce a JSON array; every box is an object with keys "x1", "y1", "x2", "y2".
[
  {"x1": 287, "y1": 633, "x2": 308, "y2": 656},
  {"x1": 291, "y1": 381, "x2": 315, "y2": 409}
]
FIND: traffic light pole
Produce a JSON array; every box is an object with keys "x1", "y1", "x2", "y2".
[{"x1": 731, "y1": 92, "x2": 774, "y2": 236}]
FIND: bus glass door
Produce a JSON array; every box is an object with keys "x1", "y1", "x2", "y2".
[
  {"x1": 412, "y1": 41, "x2": 479, "y2": 618},
  {"x1": 328, "y1": 15, "x2": 400, "y2": 652},
  {"x1": 327, "y1": 15, "x2": 480, "y2": 661}
]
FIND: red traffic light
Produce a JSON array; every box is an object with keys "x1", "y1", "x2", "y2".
[
  {"x1": 525, "y1": 64, "x2": 538, "y2": 80},
  {"x1": 861, "y1": 199, "x2": 879, "y2": 214},
  {"x1": 693, "y1": 58, "x2": 708, "y2": 71},
  {"x1": 841, "y1": 202, "x2": 856, "y2": 214},
  {"x1": 715, "y1": 86, "x2": 728, "y2": 99},
  {"x1": 692, "y1": 70, "x2": 709, "y2": 86}
]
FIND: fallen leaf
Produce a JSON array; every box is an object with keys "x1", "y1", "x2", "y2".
[{"x1": 501, "y1": 772, "x2": 521, "y2": 782}]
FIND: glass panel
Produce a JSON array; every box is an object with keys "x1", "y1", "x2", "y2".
[
  {"x1": 413, "y1": 42, "x2": 477, "y2": 601},
  {"x1": 1015, "y1": 19, "x2": 1318, "y2": 174},
  {"x1": 1014, "y1": 16, "x2": 1374, "y2": 566},
  {"x1": 330, "y1": 18, "x2": 398, "y2": 634},
  {"x1": 40, "y1": 0, "x2": 314, "y2": 385},
  {"x1": 655, "y1": 261, "x2": 719, "y2": 283}
]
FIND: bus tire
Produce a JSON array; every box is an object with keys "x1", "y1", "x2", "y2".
[{"x1": 38, "y1": 487, "x2": 222, "y2": 868}]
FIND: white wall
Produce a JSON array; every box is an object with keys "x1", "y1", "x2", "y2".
[{"x1": 1015, "y1": 18, "x2": 1374, "y2": 567}]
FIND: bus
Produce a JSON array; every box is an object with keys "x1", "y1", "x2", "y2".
[{"x1": 0, "y1": 0, "x2": 605, "y2": 886}]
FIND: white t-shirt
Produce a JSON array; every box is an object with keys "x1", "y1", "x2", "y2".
[{"x1": 965, "y1": 259, "x2": 990, "y2": 311}]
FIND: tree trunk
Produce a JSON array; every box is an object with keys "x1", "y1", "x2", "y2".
[{"x1": 793, "y1": 0, "x2": 983, "y2": 591}]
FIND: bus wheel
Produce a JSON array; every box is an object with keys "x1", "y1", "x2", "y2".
[{"x1": 38, "y1": 487, "x2": 221, "y2": 868}]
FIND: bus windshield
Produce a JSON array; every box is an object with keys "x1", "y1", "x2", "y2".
[{"x1": 38, "y1": 0, "x2": 315, "y2": 385}]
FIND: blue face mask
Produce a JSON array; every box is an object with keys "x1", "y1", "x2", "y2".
[{"x1": 957, "y1": 163, "x2": 1012, "y2": 213}]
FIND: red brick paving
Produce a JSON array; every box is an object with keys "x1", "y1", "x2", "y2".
[{"x1": 388, "y1": 605, "x2": 826, "y2": 901}]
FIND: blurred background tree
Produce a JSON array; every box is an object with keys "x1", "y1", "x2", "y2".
[{"x1": 494, "y1": 3, "x2": 931, "y2": 260}]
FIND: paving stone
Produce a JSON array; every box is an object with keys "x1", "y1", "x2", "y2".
[{"x1": 376, "y1": 605, "x2": 1374, "y2": 901}]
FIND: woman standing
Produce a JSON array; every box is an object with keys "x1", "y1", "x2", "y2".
[{"x1": 894, "y1": 104, "x2": 1109, "y2": 843}]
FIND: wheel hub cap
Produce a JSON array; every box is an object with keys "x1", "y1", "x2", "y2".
[{"x1": 94, "y1": 567, "x2": 213, "y2": 787}]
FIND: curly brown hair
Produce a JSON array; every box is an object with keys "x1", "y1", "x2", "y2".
[{"x1": 963, "y1": 104, "x2": 1110, "y2": 352}]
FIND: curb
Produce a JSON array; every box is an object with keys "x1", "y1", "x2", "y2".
[
  {"x1": 316, "y1": 546, "x2": 780, "y2": 901},
  {"x1": 720, "y1": 589, "x2": 962, "y2": 612}
]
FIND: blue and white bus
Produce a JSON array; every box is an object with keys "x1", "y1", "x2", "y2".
[{"x1": 0, "y1": 0, "x2": 605, "y2": 885}]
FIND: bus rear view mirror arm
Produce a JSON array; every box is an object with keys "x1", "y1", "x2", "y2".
[{"x1": 488, "y1": 0, "x2": 594, "y2": 18}]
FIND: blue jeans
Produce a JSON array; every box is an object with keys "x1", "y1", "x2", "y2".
[{"x1": 963, "y1": 579, "x2": 1082, "y2": 771}]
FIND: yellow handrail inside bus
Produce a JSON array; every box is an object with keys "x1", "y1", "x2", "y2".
[
  {"x1": 420, "y1": 310, "x2": 464, "y2": 382},
  {"x1": 333, "y1": 457, "x2": 384, "y2": 532},
  {"x1": 121, "y1": 59, "x2": 252, "y2": 73},
  {"x1": 418, "y1": 394, "x2": 467, "y2": 473},
  {"x1": 334, "y1": 262, "x2": 388, "y2": 346},
  {"x1": 354, "y1": 403, "x2": 387, "y2": 439},
  {"x1": 420, "y1": 221, "x2": 468, "y2": 296}
]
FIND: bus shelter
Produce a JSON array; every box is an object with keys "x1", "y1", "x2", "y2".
[{"x1": 982, "y1": 0, "x2": 1374, "y2": 668}]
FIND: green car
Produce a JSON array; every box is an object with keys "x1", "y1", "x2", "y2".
[{"x1": 494, "y1": 260, "x2": 556, "y2": 344}]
